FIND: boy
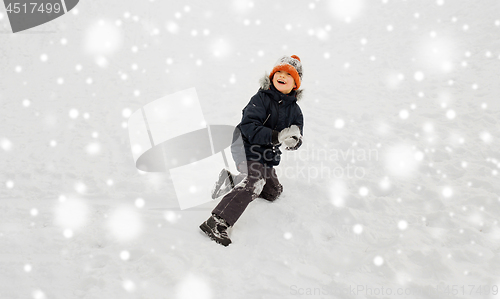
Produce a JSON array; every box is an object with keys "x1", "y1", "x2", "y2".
[{"x1": 200, "y1": 55, "x2": 304, "y2": 246}]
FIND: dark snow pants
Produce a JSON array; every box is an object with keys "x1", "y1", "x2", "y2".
[{"x1": 212, "y1": 161, "x2": 283, "y2": 226}]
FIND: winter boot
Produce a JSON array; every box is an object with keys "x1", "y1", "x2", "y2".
[
  {"x1": 199, "y1": 214, "x2": 232, "y2": 246},
  {"x1": 211, "y1": 169, "x2": 235, "y2": 199}
]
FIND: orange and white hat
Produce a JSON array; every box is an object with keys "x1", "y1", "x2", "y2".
[{"x1": 269, "y1": 55, "x2": 303, "y2": 90}]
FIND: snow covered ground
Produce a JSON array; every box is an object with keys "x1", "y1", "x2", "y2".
[{"x1": 1, "y1": 0, "x2": 500, "y2": 298}]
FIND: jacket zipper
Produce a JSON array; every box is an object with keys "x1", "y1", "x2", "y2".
[
  {"x1": 275, "y1": 99, "x2": 282, "y2": 129},
  {"x1": 263, "y1": 114, "x2": 270, "y2": 125}
]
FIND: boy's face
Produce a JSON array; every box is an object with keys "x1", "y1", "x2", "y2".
[{"x1": 272, "y1": 71, "x2": 296, "y2": 94}]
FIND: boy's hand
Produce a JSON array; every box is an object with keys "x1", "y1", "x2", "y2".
[
  {"x1": 273, "y1": 125, "x2": 302, "y2": 150},
  {"x1": 284, "y1": 136, "x2": 302, "y2": 151}
]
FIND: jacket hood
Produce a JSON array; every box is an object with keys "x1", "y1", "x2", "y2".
[{"x1": 259, "y1": 73, "x2": 303, "y2": 101}]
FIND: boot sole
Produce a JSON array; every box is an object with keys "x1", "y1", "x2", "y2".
[{"x1": 199, "y1": 222, "x2": 231, "y2": 247}]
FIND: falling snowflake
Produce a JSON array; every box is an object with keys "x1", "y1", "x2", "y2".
[
  {"x1": 398, "y1": 220, "x2": 408, "y2": 230},
  {"x1": 373, "y1": 256, "x2": 384, "y2": 266},
  {"x1": 353, "y1": 224, "x2": 363, "y2": 234},
  {"x1": 442, "y1": 186, "x2": 453, "y2": 198}
]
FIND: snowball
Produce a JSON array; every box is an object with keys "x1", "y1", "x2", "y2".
[
  {"x1": 108, "y1": 207, "x2": 143, "y2": 242},
  {"x1": 353, "y1": 224, "x2": 363, "y2": 234},
  {"x1": 398, "y1": 220, "x2": 408, "y2": 230},
  {"x1": 373, "y1": 256, "x2": 384, "y2": 266},
  {"x1": 359, "y1": 187, "x2": 369, "y2": 196}
]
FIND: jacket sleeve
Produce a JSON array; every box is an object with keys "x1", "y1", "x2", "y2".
[
  {"x1": 290, "y1": 105, "x2": 304, "y2": 150},
  {"x1": 294, "y1": 105, "x2": 304, "y2": 136},
  {"x1": 239, "y1": 94, "x2": 273, "y2": 145}
]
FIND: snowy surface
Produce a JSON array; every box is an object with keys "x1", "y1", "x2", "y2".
[{"x1": 1, "y1": 0, "x2": 500, "y2": 298}]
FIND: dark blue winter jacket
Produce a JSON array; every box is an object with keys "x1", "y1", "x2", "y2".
[{"x1": 231, "y1": 75, "x2": 304, "y2": 168}]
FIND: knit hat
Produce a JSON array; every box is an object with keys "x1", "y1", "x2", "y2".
[{"x1": 269, "y1": 55, "x2": 303, "y2": 90}]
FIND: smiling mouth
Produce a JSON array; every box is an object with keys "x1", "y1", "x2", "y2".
[{"x1": 277, "y1": 79, "x2": 286, "y2": 84}]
